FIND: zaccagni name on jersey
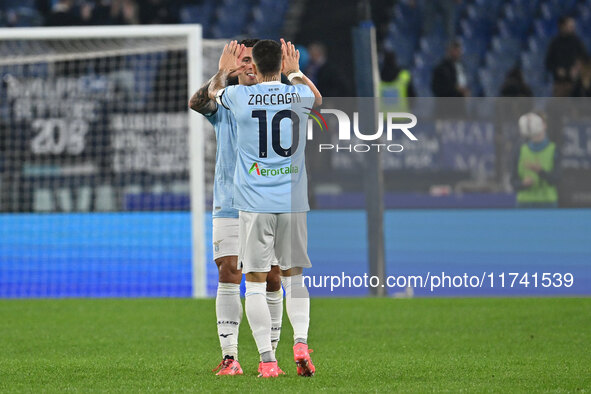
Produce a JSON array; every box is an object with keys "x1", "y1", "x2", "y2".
[{"x1": 248, "y1": 92, "x2": 301, "y2": 106}]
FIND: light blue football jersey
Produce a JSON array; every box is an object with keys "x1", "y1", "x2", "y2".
[
  {"x1": 217, "y1": 81, "x2": 315, "y2": 213},
  {"x1": 204, "y1": 105, "x2": 239, "y2": 219}
]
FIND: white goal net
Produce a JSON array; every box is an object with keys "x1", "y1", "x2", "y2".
[{"x1": 0, "y1": 26, "x2": 224, "y2": 298}]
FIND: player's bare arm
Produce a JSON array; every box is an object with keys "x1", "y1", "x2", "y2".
[
  {"x1": 189, "y1": 60, "x2": 248, "y2": 115},
  {"x1": 281, "y1": 38, "x2": 322, "y2": 107},
  {"x1": 189, "y1": 76, "x2": 217, "y2": 115},
  {"x1": 208, "y1": 40, "x2": 245, "y2": 100}
]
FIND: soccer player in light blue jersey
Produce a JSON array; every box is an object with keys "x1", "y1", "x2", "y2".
[
  {"x1": 189, "y1": 39, "x2": 284, "y2": 376},
  {"x1": 209, "y1": 39, "x2": 322, "y2": 378}
]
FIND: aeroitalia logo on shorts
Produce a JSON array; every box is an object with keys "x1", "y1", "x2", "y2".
[{"x1": 249, "y1": 162, "x2": 298, "y2": 176}]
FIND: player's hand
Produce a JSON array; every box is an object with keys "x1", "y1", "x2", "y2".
[
  {"x1": 228, "y1": 67, "x2": 243, "y2": 78},
  {"x1": 218, "y1": 40, "x2": 246, "y2": 74},
  {"x1": 281, "y1": 38, "x2": 300, "y2": 76}
]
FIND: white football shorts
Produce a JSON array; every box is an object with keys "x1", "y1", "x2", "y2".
[
  {"x1": 239, "y1": 211, "x2": 312, "y2": 274},
  {"x1": 212, "y1": 218, "x2": 239, "y2": 260}
]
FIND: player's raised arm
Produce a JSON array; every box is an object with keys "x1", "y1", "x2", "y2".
[
  {"x1": 281, "y1": 38, "x2": 322, "y2": 107},
  {"x1": 189, "y1": 64, "x2": 247, "y2": 115},
  {"x1": 208, "y1": 41, "x2": 245, "y2": 101},
  {"x1": 189, "y1": 75, "x2": 217, "y2": 115}
]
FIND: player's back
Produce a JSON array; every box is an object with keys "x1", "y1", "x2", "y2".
[
  {"x1": 219, "y1": 81, "x2": 314, "y2": 213},
  {"x1": 204, "y1": 105, "x2": 238, "y2": 218}
]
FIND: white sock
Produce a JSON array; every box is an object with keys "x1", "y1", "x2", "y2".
[
  {"x1": 281, "y1": 275, "x2": 310, "y2": 344},
  {"x1": 245, "y1": 281, "x2": 274, "y2": 358},
  {"x1": 266, "y1": 289, "x2": 283, "y2": 354},
  {"x1": 216, "y1": 282, "x2": 242, "y2": 359}
]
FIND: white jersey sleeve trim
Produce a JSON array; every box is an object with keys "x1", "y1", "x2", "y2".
[{"x1": 215, "y1": 88, "x2": 230, "y2": 110}]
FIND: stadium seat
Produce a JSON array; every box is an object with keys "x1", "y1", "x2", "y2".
[
  {"x1": 95, "y1": 185, "x2": 116, "y2": 211},
  {"x1": 527, "y1": 34, "x2": 549, "y2": 55},
  {"x1": 472, "y1": 0, "x2": 504, "y2": 15},
  {"x1": 521, "y1": 51, "x2": 542, "y2": 73},
  {"x1": 418, "y1": 36, "x2": 446, "y2": 64},
  {"x1": 411, "y1": 68, "x2": 431, "y2": 97},
  {"x1": 509, "y1": 0, "x2": 539, "y2": 16},
  {"x1": 179, "y1": 3, "x2": 215, "y2": 33},
  {"x1": 465, "y1": 70, "x2": 483, "y2": 97},
  {"x1": 499, "y1": 6, "x2": 531, "y2": 37},
  {"x1": 246, "y1": 0, "x2": 287, "y2": 38},
  {"x1": 544, "y1": 0, "x2": 578, "y2": 14},
  {"x1": 533, "y1": 18, "x2": 557, "y2": 40},
  {"x1": 33, "y1": 188, "x2": 53, "y2": 212},
  {"x1": 464, "y1": 4, "x2": 495, "y2": 38},
  {"x1": 3, "y1": 0, "x2": 588, "y2": 97},
  {"x1": 491, "y1": 36, "x2": 523, "y2": 60},
  {"x1": 478, "y1": 68, "x2": 503, "y2": 97},
  {"x1": 385, "y1": 29, "x2": 417, "y2": 68},
  {"x1": 392, "y1": 1, "x2": 421, "y2": 35},
  {"x1": 484, "y1": 51, "x2": 514, "y2": 76}
]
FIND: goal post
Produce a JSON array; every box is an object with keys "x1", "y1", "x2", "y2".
[
  {"x1": 186, "y1": 27, "x2": 206, "y2": 298},
  {"x1": 0, "y1": 25, "x2": 209, "y2": 298}
]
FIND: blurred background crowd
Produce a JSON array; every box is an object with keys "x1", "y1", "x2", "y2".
[
  {"x1": 1, "y1": 0, "x2": 591, "y2": 212},
  {"x1": 1, "y1": 0, "x2": 591, "y2": 98}
]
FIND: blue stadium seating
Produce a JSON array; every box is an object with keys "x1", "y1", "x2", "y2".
[
  {"x1": 1, "y1": 0, "x2": 588, "y2": 96},
  {"x1": 179, "y1": 3, "x2": 216, "y2": 34},
  {"x1": 576, "y1": 3, "x2": 591, "y2": 51},
  {"x1": 1, "y1": 0, "x2": 289, "y2": 41},
  {"x1": 392, "y1": 0, "x2": 587, "y2": 96}
]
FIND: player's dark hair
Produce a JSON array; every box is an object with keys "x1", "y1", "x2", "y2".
[
  {"x1": 252, "y1": 39, "x2": 282, "y2": 76},
  {"x1": 239, "y1": 38, "x2": 260, "y2": 48}
]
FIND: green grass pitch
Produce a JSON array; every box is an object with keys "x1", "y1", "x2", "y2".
[{"x1": 1, "y1": 298, "x2": 590, "y2": 392}]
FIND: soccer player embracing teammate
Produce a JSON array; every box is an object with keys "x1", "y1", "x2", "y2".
[
  {"x1": 209, "y1": 39, "x2": 321, "y2": 378},
  {"x1": 189, "y1": 39, "x2": 285, "y2": 376}
]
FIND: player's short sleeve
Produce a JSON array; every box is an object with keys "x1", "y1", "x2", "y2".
[
  {"x1": 215, "y1": 85, "x2": 238, "y2": 111},
  {"x1": 203, "y1": 104, "x2": 219, "y2": 126}
]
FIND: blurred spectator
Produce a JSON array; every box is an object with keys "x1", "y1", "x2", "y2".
[
  {"x1": 572, "y1": 56, "x2": 591, "y2": 97},
  {"x1": 45, "y1": 0, "x2": 81, "y2": 26},
  {"x1": 5, "y1": 9, "x2": 19, "y2": 27},
  {"x1": 111, "y1": 0, "x2": 139, "y2": 25},
  {"x1": 431, "y1": 40, "x2": 469, "y2": 97},
  {"x1": 80, "y1": 2, "x2": 94, "y2": 25},
  {"x1": 418, "y1": 0, "x2": 461, "y2": 39},
  {"x1": 379, "y1": 50, "x2": 416, "y2": 110},
  {"x1": 305, "y1": 42, "x2": 351, "y2": 97},
  {"x1": 545, "y1": 16, "x2": 588, "y2": 97},
  {"x1": 500, "y1": 66, "x2": 533, "y2": 97},
  {"x1": 512, "y1": 112, "x2": 559, "y2": 208}
]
